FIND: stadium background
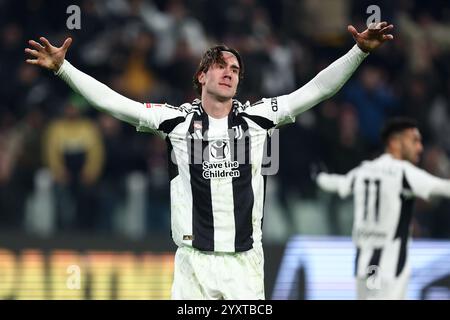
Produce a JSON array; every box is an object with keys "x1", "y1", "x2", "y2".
[{"x1": 0, "y1": 0, "x2": 449, "y2": 299}]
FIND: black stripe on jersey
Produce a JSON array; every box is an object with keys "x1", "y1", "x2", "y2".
[
  {"x1": 166, "y1": 136, "x2": 178, "y2": 181},
  {"x1": 228, "y1": 112, "x2": 254, "y2": 252},
  {"x1": 354, "y1": 247, "x2": 361, "y2": 277},
  {"x1": 394, "y1": 171, "x2": 415, "y2": 276},
  {"x1": 363, "y1": 179, "x2": 370, "y2": 220},
  {"x1": 241, "y1": 113, "x2": 276, "y2": 130},
  {"x1": 188, "y1": 111, "x2": 214, "y2": 251},
  {"x1": 367, "y1": 248, "x2": 383, "y2": 278},
  {"x1": 158, "y1": 116, "x2": 186, "y2": 135},
  {"x1": 374, "y1": 180, "x2": 381, "y2": 222}
]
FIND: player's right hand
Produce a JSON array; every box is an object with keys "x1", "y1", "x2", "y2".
[{"x1": 25, "y1": 37, "x2": 72, "y2": 72}]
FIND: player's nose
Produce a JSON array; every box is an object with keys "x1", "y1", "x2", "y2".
[{"x1": 417, "y1": 142, "x2": 423, "y2": 154}]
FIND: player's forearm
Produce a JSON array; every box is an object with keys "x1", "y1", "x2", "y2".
[
  {"x1": 56, "y1": 60, "x2": 142, "y2": 126},
  {"x1": 281, "y1": 45, "x2": 369, "y2": 116}
]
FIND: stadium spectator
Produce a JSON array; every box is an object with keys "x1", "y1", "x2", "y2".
[{"x1": 43, "y1": 98, "x2": 104, "y2": 231}]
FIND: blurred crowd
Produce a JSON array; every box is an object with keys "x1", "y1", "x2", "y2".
[{"x1": 1, "y1": 0, "x2": 450, "y2": 239}]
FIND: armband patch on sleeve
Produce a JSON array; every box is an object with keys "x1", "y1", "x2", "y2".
[{"x1": 145, "y1": 103, "x2": 164, "y2": 108}]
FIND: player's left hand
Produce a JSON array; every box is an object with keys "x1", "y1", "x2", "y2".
[{"x1": 347, "y1": 22, "x2": 394, "y2": 53}]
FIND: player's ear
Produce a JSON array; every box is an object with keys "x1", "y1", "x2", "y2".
[
  {"x1": 391, "y1": 136, "x2": 402, "y2": 151},
  {"x1": 198, "y1": 72, "x2": 206, "y2": 85}
]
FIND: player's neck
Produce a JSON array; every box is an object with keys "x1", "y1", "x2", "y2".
[
  {"x1": 387, "y1": 149, "x2": 402, "y2": 160},
  {"x1": 201, "y1": 93, "x2": 233, "y2": 119}
]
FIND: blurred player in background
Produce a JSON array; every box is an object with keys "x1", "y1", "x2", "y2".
[
  {"x1": 316, "y1": 118, "x2": 450, "y2": 299},
  {"x1": 25, "y1": 22, "x2": 393, "y2": 299}
]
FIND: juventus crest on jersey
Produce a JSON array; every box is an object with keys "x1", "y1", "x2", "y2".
[{"x1": 137, "y1": 98, "x2": 294, "y2": 253}]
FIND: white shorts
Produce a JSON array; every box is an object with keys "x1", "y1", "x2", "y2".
[
  {"x1": 356, "y1": 266, "x2": 410, "y2": 300},
  {"x1": 171, "y1": 245, "x2": 265, "y2": 300}
]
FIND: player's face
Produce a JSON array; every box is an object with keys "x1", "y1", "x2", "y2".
[
  {"x1": 198, "y1": 51, "x2": 240, "y2": 101},
  {"x1": 400, "y1": 128, "x2": 423, "y2": 164}
]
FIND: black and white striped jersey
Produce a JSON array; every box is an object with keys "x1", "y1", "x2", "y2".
[
  {"x1": 137, "y1": 97, "x2": 294, "y2": 252},
  {"x1": 317, "y1": 153, "x2": 450, "y2": 279}
]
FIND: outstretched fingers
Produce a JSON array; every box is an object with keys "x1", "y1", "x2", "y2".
[
  {"x1": 62, "y1": 37, "x2": 73, "y2": 50},
  {"x1": 376, "y1": 24, "x2": 394, "y2": 41},
  {"x1": 25, "y1": 59, "x2": 39, "y2": 65},
  {"x1": 39, "y1": 36, "x2": 52, "y2": 49},
  {"x1": 28, "y1": 39, "x2": 44, "y2": 51},
  {"x1": 380, "y1": 24, "x2": 394, "y2": 34},
  {"x1": 347, "y1": 25, "x2": 359, "y2": 38},
  {"x1": 24, "y1": 48, "x2": 41, "y2": 60},
  {"x1": 377, "y1": 21, "x2": 388, "y2": 29},
  {"x1": 368, "y1": 21, "x2": 388, "y2": 30}
]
